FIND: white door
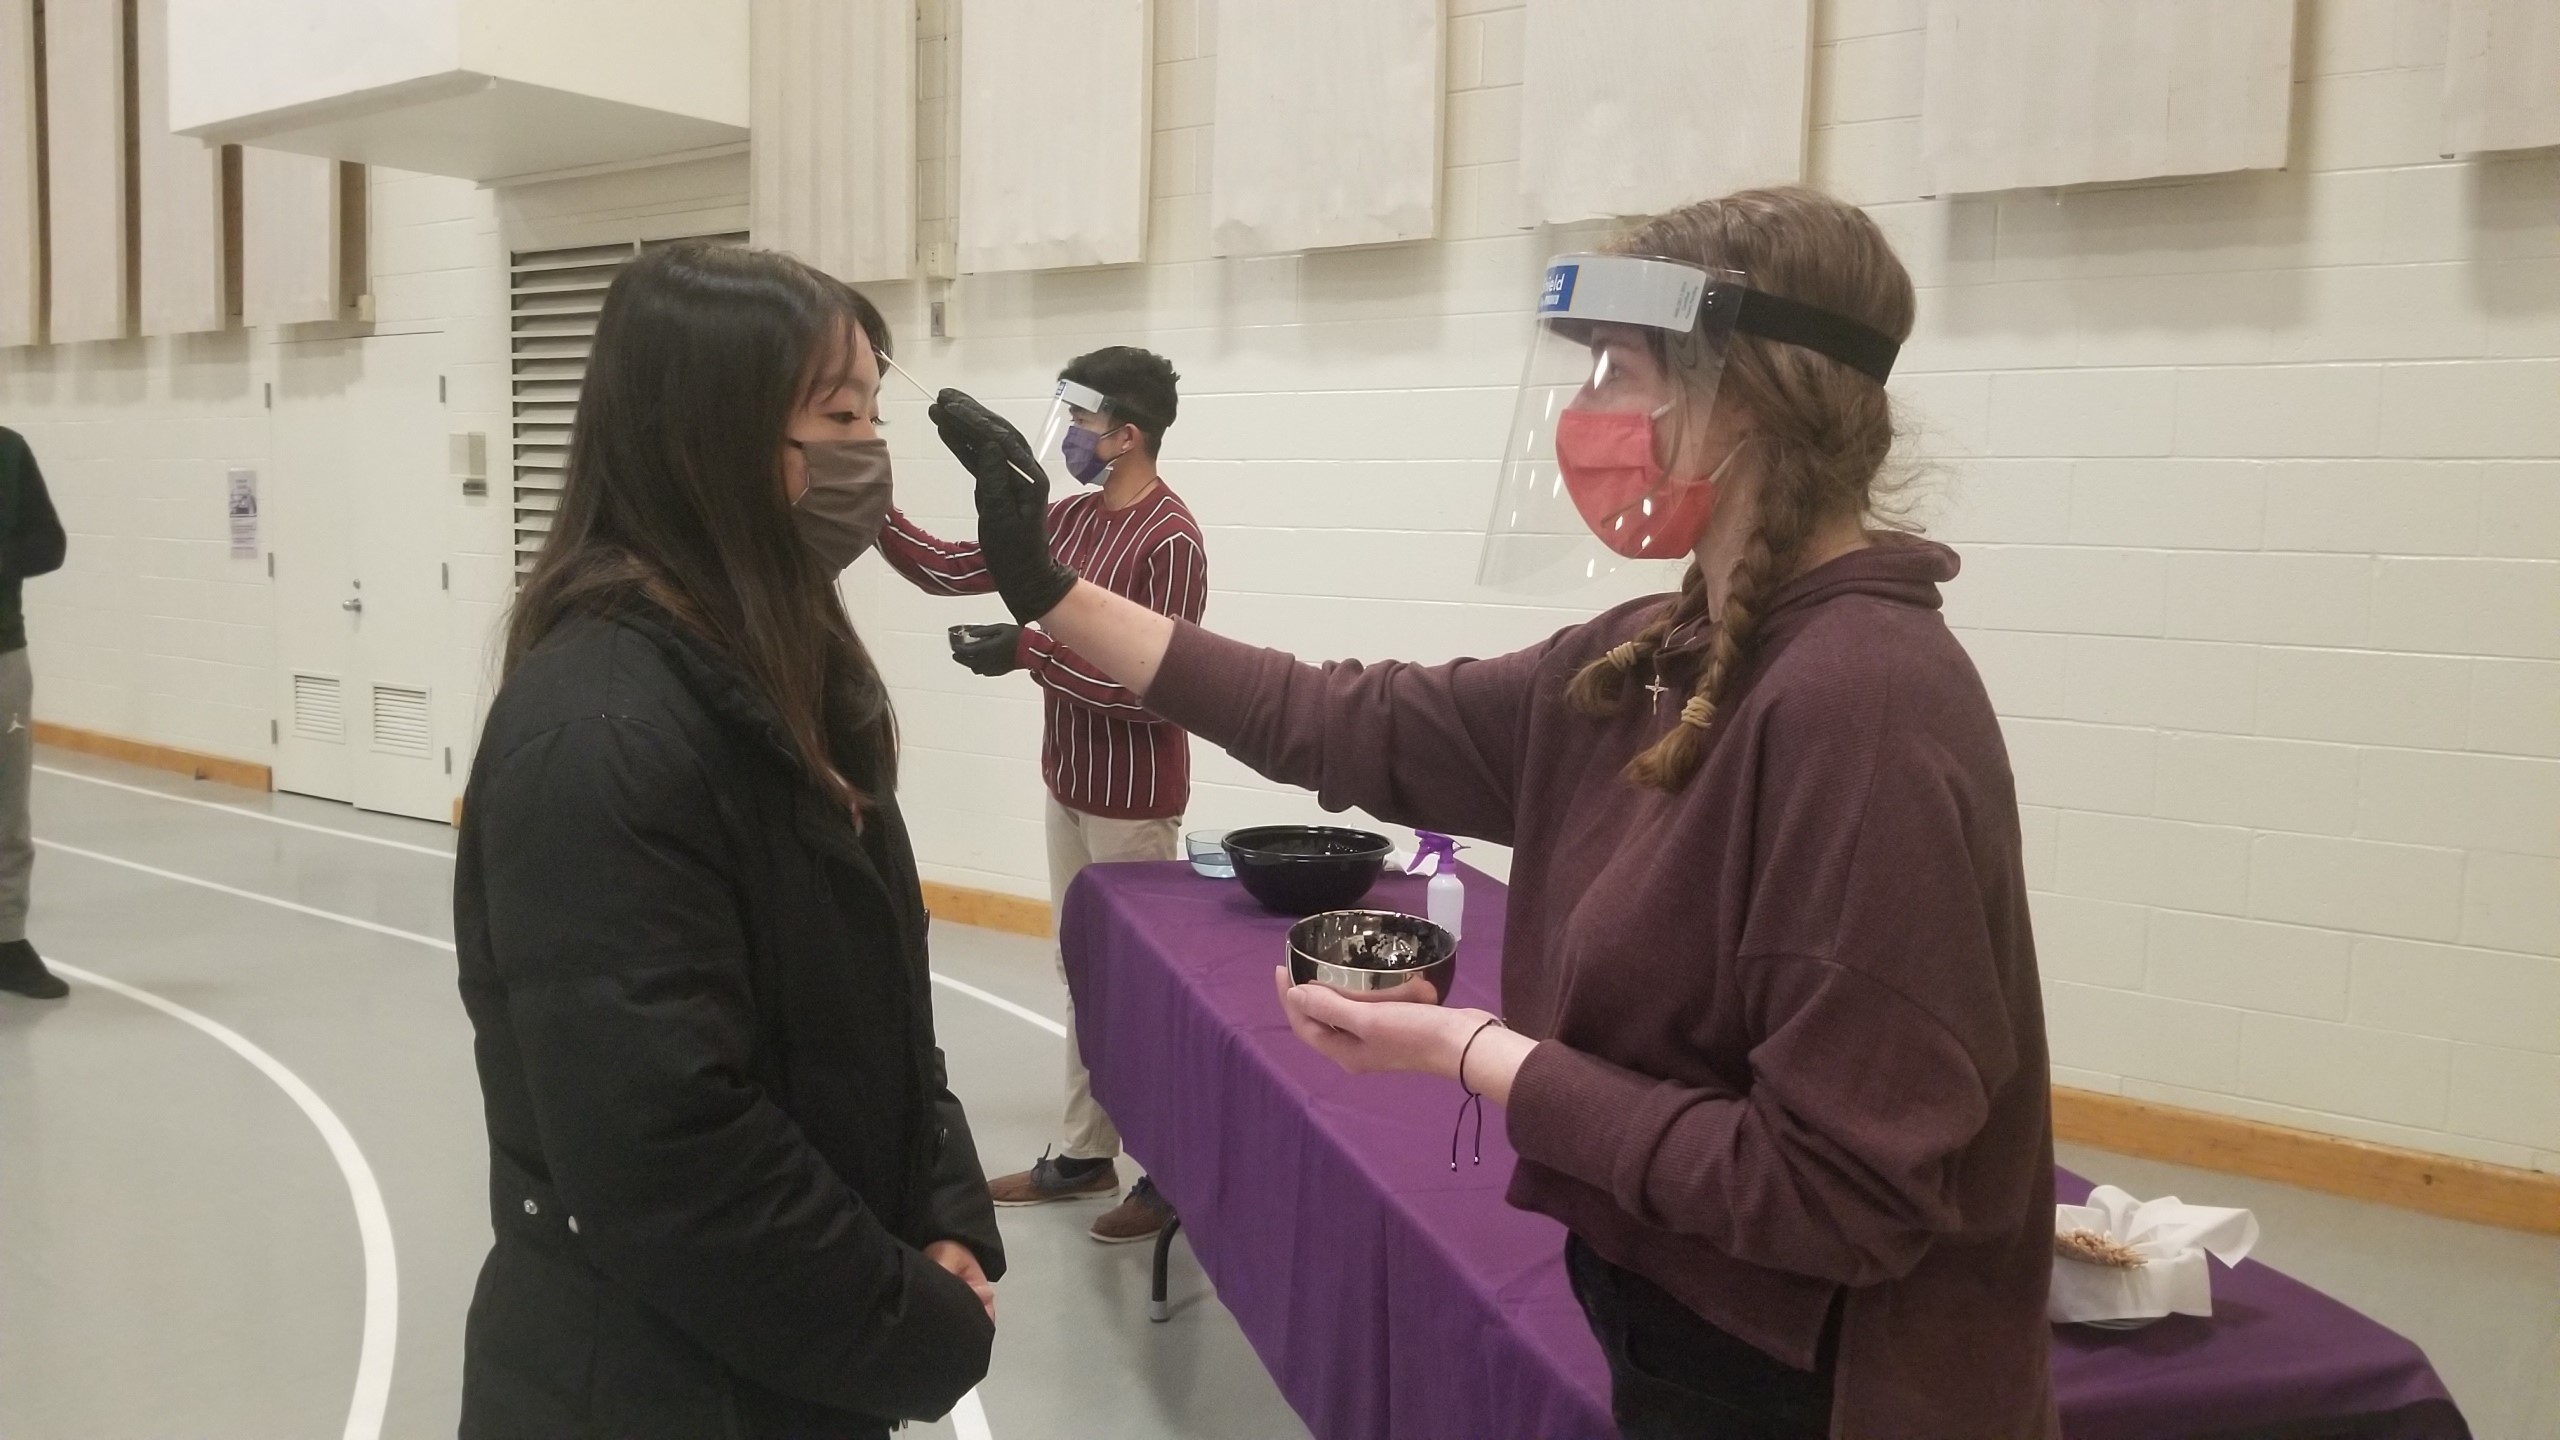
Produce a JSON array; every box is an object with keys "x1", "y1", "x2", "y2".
[
  {"x1": 270, "y1": 343, "x2": 359, "y2": 804},
  {"x1": 271, "y1": 333, "x2": 452, "y2": 821}
]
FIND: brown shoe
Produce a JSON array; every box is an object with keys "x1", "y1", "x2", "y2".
[
  {"x1": 1089, "y1": 1176, "x2": 1174, "y2": 1244},
  {"x1": 988, "y1": 1149, "x2": 1119, "y2": 1207}
]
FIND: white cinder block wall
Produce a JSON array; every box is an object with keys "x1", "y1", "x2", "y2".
[
  {"x1": 855, "y1": 0, "x2": 2560, "y2": 1173},
  {"x1": 1847, "y1": 0, "x2": 2560, "y2": 1175},
  {"x1": 3, "y1": 171, "x2": 513, "y2": 769},
  {"x1": 849, "y1": 0, "x2": 1649, "y2": 900},
  {"x1": 1, "y1": 0, "x2": 2554, "y2": 1172},
  {"x1": 0, "y1": 159, "x2": 754, "y2": 812}
]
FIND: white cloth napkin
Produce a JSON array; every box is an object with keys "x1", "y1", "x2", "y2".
[{"x1": 2049, "y1": 1184, "x2": 2261, "y2": 1325}]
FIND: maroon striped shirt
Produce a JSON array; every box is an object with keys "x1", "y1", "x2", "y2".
[{"x1": 879, "y1": 483, "x2": 1209, "y2": 820}]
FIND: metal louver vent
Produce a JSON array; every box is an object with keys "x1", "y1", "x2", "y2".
[
  {"x1": 291, "y1": 674, "x2": 345, "y2": 742},
  {"x1": 370, "y1": 685, "x2": 432, "y2": 758},
  {"x1": 508, "y1": 232, "x2": 748, "y2": 582}
]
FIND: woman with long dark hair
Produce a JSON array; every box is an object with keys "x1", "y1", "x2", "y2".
[
  {"x1": 930, "y1": 189, "x2": 2058, "y2": 1437},
  {"x1": 454, "y1": 241, "x2": 1003, "y2": 1440}
]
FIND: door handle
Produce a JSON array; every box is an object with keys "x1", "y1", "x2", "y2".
[{"x1": 342, "y1": 598, "x2": 364, "y2": 613}]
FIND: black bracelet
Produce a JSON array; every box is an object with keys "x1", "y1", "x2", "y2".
[{"x1": 1452, "y1": 1016, "x2": 1508, "y2": 1171}]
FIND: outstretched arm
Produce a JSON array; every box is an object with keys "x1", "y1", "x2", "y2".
[
  {"x1": 876, "y1": 508, "x2": 999, "y2": 596},
  {"x1": 929, "y1": 387, "x2": 1543, "y2": 843},
  {"x1": 1029, "y1": 579, "x2": 1176, "y2": 693}
]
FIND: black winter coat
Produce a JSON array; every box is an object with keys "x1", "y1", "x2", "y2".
[{"x1": 454, "y1": 609, "x2": 1005, "y2": 1439}]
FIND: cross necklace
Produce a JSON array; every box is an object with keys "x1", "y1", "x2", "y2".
[{"x1": 1647, "y1": 616, "x2": 1705, "y2": 716}]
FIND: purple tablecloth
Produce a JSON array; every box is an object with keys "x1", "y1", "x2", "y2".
[{"x1": 1062, "y1": 861, "x2": 2469, "y2": 1440}]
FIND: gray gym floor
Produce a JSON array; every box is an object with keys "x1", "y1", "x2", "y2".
[
  {"x1": 0, "y1": 746, "x2": 1308, "y2": 1440},
  {"x1": 3, "y1": 746, "x2": 2554, "y2": 1437}
]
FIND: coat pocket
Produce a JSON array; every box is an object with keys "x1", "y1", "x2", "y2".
[
  {"x1": 587, "y1": 1287, "x2": 745, "y2": 1440},
  {"x1": 459, "y1": 1237, "x2": 600, "y2": 1438}
]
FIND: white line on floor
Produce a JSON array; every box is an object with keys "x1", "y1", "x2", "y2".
[
  {"x1": 36, "y1": 765, "x2": 458, "y2": 859},
  {"x1": 35, "y1": 839, "x2": 460, "y2": 951},
  {"x1": 39, "y1": 780, "x2": 1066, "y2": 1049},
  {"x1": 49, "y1": 959, "x2": 401, "y2": 1440},
  {"x1": 929, "y1": 973, "x2": 1068, "y2": 1038},
  {"x1": 39, "y1": 839, "x2": 1039, "y2": 1438},
  {"x1": 44, "y1": 836, "x2": 1068, "y2": 1043}
]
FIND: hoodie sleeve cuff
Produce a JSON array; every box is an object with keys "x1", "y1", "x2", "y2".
[{"x1": 1508, "y1": 1040, "x2": 1739, "y2": 1214}]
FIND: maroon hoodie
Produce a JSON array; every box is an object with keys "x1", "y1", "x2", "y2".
[{"x1": 1145, "y1": 539, "x2": 2059, "y2": 1438}]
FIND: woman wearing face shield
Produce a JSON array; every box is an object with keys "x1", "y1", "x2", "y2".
[
  {"x1": 928, "y1": 189, "x2": 2058, "y2": 1438},
  {"x1": 454, "y1": 242, "x2": 1003, "y2": 1440}
]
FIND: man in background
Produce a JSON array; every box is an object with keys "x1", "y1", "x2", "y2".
[
  {"x1": 0, "y1": 427, "x2": 68, "y2": 1000},
  {"x1": 879, "y1": 346, "x2": 1207, "y2": 1245}
]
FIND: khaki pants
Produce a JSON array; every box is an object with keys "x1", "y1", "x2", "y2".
[
  {"x1": 1047, "y1": 795, "x2": 1180, "y2": 1162},
  {"x1": 0, "y1": 649, "x2": 29, "y2": 944}
]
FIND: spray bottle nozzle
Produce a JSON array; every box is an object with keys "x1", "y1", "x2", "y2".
[{"x1": 1408, "y1": 830, "x2": 1464, "y2": 877}]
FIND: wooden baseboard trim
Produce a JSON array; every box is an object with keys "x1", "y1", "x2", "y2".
[
  {"x1": 2054, "y1": 1088, "x2": 2560, "y2": 1237},
  {"x1": 34, "y1": 722, "x2": 272, "y2": 792},
  {"x1": 921, "y1": 880, "x2": 1052, "y2": 940}
]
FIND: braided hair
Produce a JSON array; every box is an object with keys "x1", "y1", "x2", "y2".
[{"x1": 1565, "y1": 188, "x2": 1917, "y2": 791}]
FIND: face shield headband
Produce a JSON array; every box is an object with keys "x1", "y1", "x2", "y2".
[
  {"x1": 1037, "y1": 377, "x2": 1158, "y2": 484},
  {"x1": 1479, "y1": 253, "x2": 1900, "y2": 591}
]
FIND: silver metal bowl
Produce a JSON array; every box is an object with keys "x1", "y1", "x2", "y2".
[{"x1": 1285, "y1": 910, "x2": 1457, "y2": 1005}]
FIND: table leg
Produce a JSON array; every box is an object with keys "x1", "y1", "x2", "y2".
[{"x1": 1149, "y1": 1215, "x2": 1183, "y2": 1323}]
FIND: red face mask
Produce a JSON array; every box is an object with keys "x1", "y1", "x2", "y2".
[{"x1": 1553, "y1": 407, "x2": 1718, "y2": 560}]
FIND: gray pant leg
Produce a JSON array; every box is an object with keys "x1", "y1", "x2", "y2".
[{"x1": 0, "y1": 649, "x2": 30, "y2": 943}]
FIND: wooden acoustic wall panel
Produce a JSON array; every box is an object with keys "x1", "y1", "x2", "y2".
[
  {"x1": 1521, "y1": 0, "x2": 1812, "y2": 226},
  {"x1": 0, "y1": 0, "x2": 40, "y2": 345},
  {"x1": 136, "y1": 0, "x2": 226, "y2": 334},
  {"x1": 2445, "y1": 0, "x2": 2560, "y2": 155},
  {"x1": 956, "y1": 0, "x2": 1149, "y2": 272},
  {"x1": 44, "y1": 0, "x2": 130, "y2": 342},
  {"x1": 1921, "y1": 0, "x2": 2296, "y2": 196},
  {"x1": 240, "y1": 147, "x2": 341, "y2": 326},
  {"x1": 1211, "y1": 0, "x2": 1441, "y2": 256},
  {"x1": 750, "y1": 0, "x2": 915, "y2": 282}
]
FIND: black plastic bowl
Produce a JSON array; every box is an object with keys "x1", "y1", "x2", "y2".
[
  {"x1": 1287, "y1": 909, "x2": 1457, "y2": 1005},
  {"x1": 1221, "y1": 825, "x2": 1392, "y2": 916}
]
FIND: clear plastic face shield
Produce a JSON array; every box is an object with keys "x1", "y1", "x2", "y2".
[
  {"x1": 1478, "y1": 253, "x2": 1902, "y2": 592},
  {"x1": 1480, "y1": 254, "x2": 1743, "y2": 591},
  {"x1": 1035, "y1": 378, "x2": 1113, "y2": 469}
]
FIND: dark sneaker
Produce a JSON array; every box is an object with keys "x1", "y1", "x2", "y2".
[
  {"x1": 988, "y1": 1149, "x2": 1119, "y2": 1207},
  {"x1": 1090, "y1": 1175, "x2": 1175, "y2": 1244},
  {"x1": 0, "y1": 940, "x2": 67, "y2": 1000}
]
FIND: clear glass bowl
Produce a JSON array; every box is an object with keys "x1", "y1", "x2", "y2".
[{"x1": 1186, "y1": 829, "x2": 1235, "y2": 879}]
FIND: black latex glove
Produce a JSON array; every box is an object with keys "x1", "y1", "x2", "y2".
[
  {"x1": 949, "y1": 623, "x2": 1024, "y2": 678},
  {"x1": 928, "y1": 388, "x2": 1080, "y2": 623}
]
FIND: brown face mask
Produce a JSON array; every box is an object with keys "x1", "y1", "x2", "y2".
[{"x1": 788, "y1": 438, "x2": 894, "y2": 575}]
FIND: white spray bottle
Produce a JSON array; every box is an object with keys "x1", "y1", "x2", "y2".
[{"x1": 1410, "y1": 830, "x2": 1466, "y2": 943}]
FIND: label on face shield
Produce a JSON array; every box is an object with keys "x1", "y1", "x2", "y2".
[
  {"x1": 1538, "y1": 253, "x2": 1714, "y2": 331},
  {"x1": 1540, "y1": 264, "x2": 1579, "y2": 314}
]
